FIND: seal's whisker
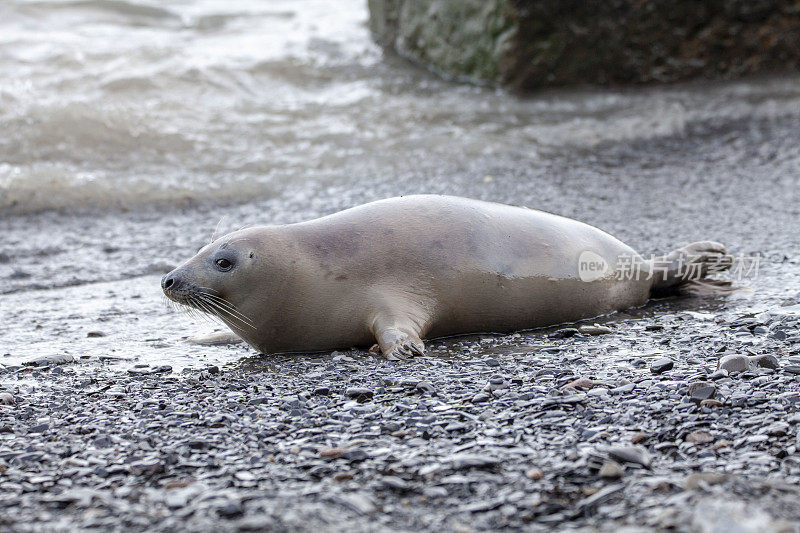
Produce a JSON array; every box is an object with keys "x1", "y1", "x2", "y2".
[
  {"x1": 221, "y1": 237, "x2": 253, "y2": 247},
  {"x1": 207, "y1": 303, "x2": 256, "y2": 330},
  {"x1": 197, "y1": 291, "x2": 255, "y2": 321},
  {"x1": 164, "y1": 289, "x2": 254, "y2": 330},
  {"x1": 211, "y1": 215, "x2": 227, "y2": 243},
  {"x1": 184, "y1": 296, "x2": 210, "y2": 323},
  {"x1": 190, "y1": 296, "x2": 223, "y2": 326},
  {"x1": 197, "y1": 286, "x2": 220, "y2": 294},
  {"x1": 201, "y1": 300, "x2": 253, "y2": 330},
  {"x1": 199, "y1": 295, "x2": 256, "y2": 330},
  {"x1": 201, "y1": 293, "x2": 255, "y2": 323},
  {"x1": 183, "y1": 298, "x2": 201, "y2": 321}
]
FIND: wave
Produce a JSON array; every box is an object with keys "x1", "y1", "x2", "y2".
[
  {"x1": 23, "y1": 0, "x2": 180, "y2": 21},
  {"x1": 2, "y1": 0, "x2": 799, "y2": 216},
  {"x1": 0, "y1": 164, "x2": 286, "y2": 215},
  {"x1": 2, "y1": 88, "x2": 799, "y2": 216}
]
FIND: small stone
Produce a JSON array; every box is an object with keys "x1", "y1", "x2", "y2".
[
  {"x1": 471, "y1": 393, "x2": 490, "y2": 403},
  {"x1": 0, "y1": 393, "x2": 14, "y2": 405},
  {"x1": 92, "y1": 435, "x2": 113, "y2": 448},
  {"x1": 684, "y1": 472, "x2": 727, "y2": 490},
  {"x1": 381, "y1": 421, "x2": 402, "y2": 433},
  {"x1": 380, "y1": 476, "x2": 409, "y2": 491},
  {"x1": 344, "y1": 388, "x2": 373, "y2": 401},
  {"x1": 766, "y1": 422, "x2": 790, "y2": 437},
  {"x1": 685, "y1": 430, "x2": 714, "y2": 444},
  {"x1": 688, "y1": 382, "x2": 716, "y2": 401},
  {"x1": 423, "y1": 487, "x2": 448, "y2": 498},
  {"x1": 164, "y1": 479, "x2": 194, "y2": 489},
  {"x1": 525, "y1": 467, "x2": 543, "y2": 480},
  {"x1": 486, "y1": 376, "x2": 507, "y2": 391},
  {"x1": 718, "y1": 354, "x2": 750, "y2": 373},
  {"x1": 416, "y1": 381, "x2": 435, "y2": 393},
  {"x1": 560, "y1": 377, "x2": 595, "y2": 391},
  {"x1": 448, "y1": 453, "x2": 500, "y2": 470},
  {"x1": 234, "y1": 471, "x2": 256, "y2": 481},
  {"x1": 217, "y1": 501, "x2": 243, "y2": 518},
  {"x1": 609, "y1": 383, "x2": 635, "y2": 395},
  {"x1": 165, "y1": 491, "x2": 189, "y2": 509},
  {"x1": 754, "y1": 354, "x2": 779, "y2": 369},
  {"x1": 342, "y1": 449, "x2": 368, "y2": 462},
  {"x1": 312, "y1": 387, "x2": 330, "y2": 396},
  {"x1": 23, "y1": 354, "x2": 75, "y2": 367},
  {"x1": 130, "y1": 460, "x2": 165, "y2": 476},
  {"x1": 578, "y1": 325, "x2": 613, "y2": 336},
  {"x1": 709, "y1": 369, "x2": 729, "y2": 380},
  {"x1": 319, "y1": 447, "x2": 347, "y2": 459},
  {"x1": 700, "y1": 399, "x2": 723, "y2": 408},
  {"x1": 784, "y1": 366, "x2": 800, "y2": 375},
  {"x1": 86, "y1": 331, "x2": 105, "y2": 338},
  {"x1": 551, "y1": 328, "x2": 579, "y2": 338},
  {"x1": 335, "y1": 493, "x2": 375, "y2": 515},
  {"x1": 578, "y1": 324, "x2": 614, "y2": 335},
  {"x1": 604, "y1": 445, "x2": 651, "y2": 468},
  {"x1": 598, "y1": 460, "x2": 623, "y2": 479},
  {"x1": 631, "y1": 432, "x2": 649, "y2": 444},
  {"x1": 650, "y1": 358, "x2": 674, "y2": 374}
]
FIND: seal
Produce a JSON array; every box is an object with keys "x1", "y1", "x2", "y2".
[{"x1": 162, "y1": 195, "x2": 731, "y2": 359}]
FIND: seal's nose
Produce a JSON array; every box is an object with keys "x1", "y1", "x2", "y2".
[{"x1": 161, "y1": 274, "x2": 176, "y2": 291}]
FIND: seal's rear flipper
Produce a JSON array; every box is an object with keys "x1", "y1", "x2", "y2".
[
  {"x1": 675, "y1": 278, "x2": 736, "y2": 296},
  {"x1": 650, "y1": 241, "x2": 733, "y2": 296},
  {"x1": 187, "y1": 331, "x2": 243, "y2": 345}
]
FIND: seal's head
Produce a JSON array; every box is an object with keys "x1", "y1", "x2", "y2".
[{"x1": 161, "y1": 231, "x2": 260, "y2": 332}]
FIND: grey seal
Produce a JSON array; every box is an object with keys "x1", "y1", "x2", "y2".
[{"x1": 162, "y1": 195, "x2": 731, "y2": 359}]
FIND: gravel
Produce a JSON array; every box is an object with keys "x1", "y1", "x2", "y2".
[{"x1": 2, "y1": 301, "x2": 800, "y2": 532}]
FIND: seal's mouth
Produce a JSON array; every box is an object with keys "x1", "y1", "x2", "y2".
[
  {"x1": 161, "y1": 272, "x2": 256, "y2": 331},
  {"x1": 162, "y1": 283, "x2": 203, "y2": 309}
]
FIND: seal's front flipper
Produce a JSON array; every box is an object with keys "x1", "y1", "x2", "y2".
[
  {"x1": 187, "y1": 331, "x2": 243, "y2": 345},
  {"x1": 650, "y1": 241, "x2": 734, "y2": 295},
  {"x1": 371, "y1": 316, "x2": 426, "y2": 360}
]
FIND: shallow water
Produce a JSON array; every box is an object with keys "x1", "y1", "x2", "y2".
[{"x1": 1, "y1": 0, "x2": 800, "y2": 370}]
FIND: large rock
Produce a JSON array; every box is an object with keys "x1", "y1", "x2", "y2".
[{"x1": 368, "y1": 0, "x2": 800, "y2": 90}]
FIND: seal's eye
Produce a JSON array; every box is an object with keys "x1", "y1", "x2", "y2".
[{"x1": 215, "y1": 258, "x2": 233, "y2": 272}]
